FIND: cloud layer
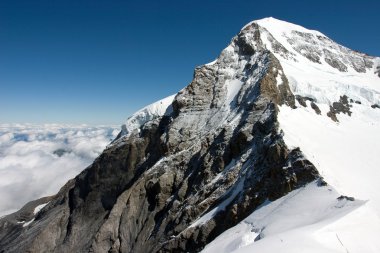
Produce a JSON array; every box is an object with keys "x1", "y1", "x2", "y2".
[{"x1": 0, "y1": 124, "x2": 120, "y2": 217}]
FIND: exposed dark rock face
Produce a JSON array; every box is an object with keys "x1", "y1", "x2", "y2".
[
  {"x1": 296, "y1": 95, "x2": 308, "y2": 107},
  {"x1": 324, "y1": 50, "x2": 348, "y2": 72},
  {"x1": 327, "y1": 109, "x2": 338, "y2": 122},
  {"x1": 296, "y1": 95, "x2": 314, "y2": 107},
  {"x1": 349, "y1": 99, "x2": 361, "y2": 105},
  {"x1": 0, "y1": 196, "x2": 54, "y2": 246},
  {"x1": 53, "y1": 149, "x2": 71, "y2": 157},
  {"x1": 337, "y1": 195, "x2": 355, "y2": 201},
  {"x1": 258, "y1": 54, "x2": 296, "y2": 108},
  {"x1": 327, "y1": 95, "x2": 352, "y2": 122},
  {"x1": 295, "y1": 96, "x2": 321, "y2": 115},
  {"x1": 310, "y1": 102, "x2": 321, "y2": 115},
  {"x1": 1, "y1": 22, "x2": 321, "y2": 253}
]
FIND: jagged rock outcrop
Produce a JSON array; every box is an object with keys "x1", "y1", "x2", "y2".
[
  {"x1": 4, "y1": 17, "x2": 379, "y2": 253},
  {"x1": 326, "y1": 95, "x2": 352, "y2": 122}
]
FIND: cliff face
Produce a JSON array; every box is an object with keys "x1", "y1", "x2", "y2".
[{"x1": 1, "y1": 18, "x2": 379, "y2": 253}]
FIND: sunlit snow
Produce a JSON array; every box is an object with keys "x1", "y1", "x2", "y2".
[{"x1": 203, "y1": 17, "x2": 380, "y2": 253}]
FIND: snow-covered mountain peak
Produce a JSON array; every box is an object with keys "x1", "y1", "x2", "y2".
[
  {"x1": 240, "y1": 17, "x2": 380, "y2": 108},
  {"x1": 253, "y1": 17, "x2": 375, "y2": 72},
  {"x1": 1, "y1": 18, "x2": 380, "y2": 253},
  {"x1": 118, "y1": 18, "x2": 380, "y2": 145},
  {"x1": 252, "y1": 17, "x2": 325, "y2": 37}
]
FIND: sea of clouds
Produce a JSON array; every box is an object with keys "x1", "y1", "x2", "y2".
[{"x1": 0, "y1": 124, "x2": 120, "y2": 217}]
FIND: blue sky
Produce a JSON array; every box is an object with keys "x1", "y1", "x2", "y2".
[{"x1": 1, "y1": 0, "x2": 379, "y2": 124}]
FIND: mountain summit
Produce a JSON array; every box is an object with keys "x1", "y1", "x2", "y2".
[{"x1": 1, "y1": 17, "x2": 379, "y2": 253}]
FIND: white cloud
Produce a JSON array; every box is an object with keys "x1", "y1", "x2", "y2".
[{"x1": 0, "y1": 124, "x2": 120, "y2": 217}]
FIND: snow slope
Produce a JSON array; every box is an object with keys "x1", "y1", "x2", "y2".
[
  {"x1": 279, "y1": 103, "x2": 380, "y2": 213},
  {"x1": 203, "y1": 17, "x2": 380, "y2": 253},
  {"x1": 119, "y1": 94, "x2": 175, "y2": 137},
  {"x1": 203, "y1": 182, "x2": 380, "y2": 253}
]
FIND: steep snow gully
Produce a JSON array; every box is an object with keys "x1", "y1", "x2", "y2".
[{"x1": 1, "y1": 17, "x2": 379, "y2": 253}]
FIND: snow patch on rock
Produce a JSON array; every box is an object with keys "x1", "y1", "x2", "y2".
[
  {"x1": 33, "y1": 202, "x2": 49, "y2": 215},
  {"x1": 120, "y1": 94, "x2": 176, "y2": 137}
]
